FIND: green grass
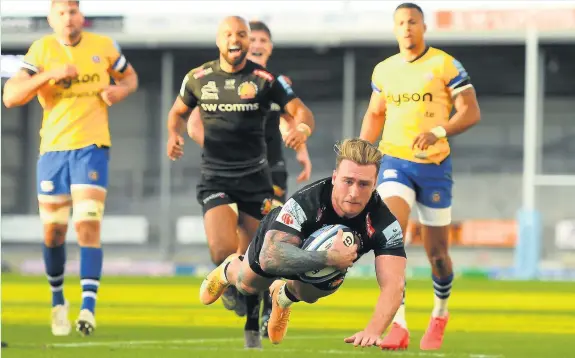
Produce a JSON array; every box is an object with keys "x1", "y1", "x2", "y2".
[{"x1": 2, "y1": 275, "x2": 575, "y2": 357}]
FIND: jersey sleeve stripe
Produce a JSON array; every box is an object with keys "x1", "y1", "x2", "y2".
[
  {"x1": 451, "y1": 83, "x2": 473, "y2": 97},
  {"x1": 21, "y1": 61, "x2": 38, "y2": 74},
  {"x1": 446, "y1": 72, "x2": 469, "y2": 89},
  {"x1": 112, "y1": 55, "x2": 128, "y2": 73},
  {"x1": 371, "y1": 81, "x2": 381, "y2": 93}
]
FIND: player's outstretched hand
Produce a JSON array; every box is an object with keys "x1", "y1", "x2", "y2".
[
  {"x1": 412, "y1": 132, "x2": 438, "y2": 151},
  {"x1": 344, "y1": 330, "x2": 383, "y2": 347},
  {"x1": 167, "y1": 132, "x2": 184, "y2": 161},
  {"x1": 326, "y1": 229, "x2": 358, "y2": 272}
]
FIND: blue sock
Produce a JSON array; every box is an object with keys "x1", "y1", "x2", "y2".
[
  {"x1": 432, "y1": 273, "x2": 454, "y2": 300},
  {"x1": 43, "y1": 244, "x2": 67, "y2": 307},
  {"x1": 80, "y1": 247, "x2": 103, "y2": 314}
]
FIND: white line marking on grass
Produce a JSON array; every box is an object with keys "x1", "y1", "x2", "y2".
[{"x1": 47, "y1": 335, "x2": 504, "y2": 357}]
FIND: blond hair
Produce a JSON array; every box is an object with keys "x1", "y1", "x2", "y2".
[{"x1": 334, "y1": 138, "x2": 383, "y2": 173}]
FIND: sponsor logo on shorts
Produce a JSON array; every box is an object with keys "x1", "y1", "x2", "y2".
[
  {"x1": 382, "y1": 220, "x2": 403, "y2": 248},
  {"x1": 432, "y1": 191, "x2": 441, "y2": 203},
  {"x1": 203, "y1": 192, "x2": 226, "y2": 204},
  {"x1": 200, "y1": 103, "x2": 259, "y2": 112}
]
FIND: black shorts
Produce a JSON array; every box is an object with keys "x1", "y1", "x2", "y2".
[
  {"x1": 271, "y1": 170, "x2": 288, "y2": 203},
  {"x1": 196, "y1": 168, "x2": 274, "y2": 220},
  {"x1": 246, "y1": 210, "x2": 346, "y2": 291}
]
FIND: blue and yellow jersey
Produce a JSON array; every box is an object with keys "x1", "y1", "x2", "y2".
[
  {"x1": 21, "y1": 32, "x2": 129, "y2": 153},
  {"x1": 371, "y1": 47, "x2": 472, "y2": 164}
]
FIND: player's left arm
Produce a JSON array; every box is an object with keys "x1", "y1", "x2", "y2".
[
  {"x1": 103, "y1": 40, "x2": 138, "y2": 106},
  {"x1": 269, "y1": 75, "x2": 315, "y2": 150},
  {"x1": 345, "y1": 204, "x2": 406, "y2": 347},
  {"x1": 441, "y1": 57, "x2": 481, "y2": 137}
]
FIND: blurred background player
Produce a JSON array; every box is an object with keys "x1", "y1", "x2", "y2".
[
  {"x1": 360, "y1": 2, "x2": 480, "y2": 351},
  {"x1": 186, "y1": 20, "x2": 313, "y2": 337},
  {"x1": 199, "y1": 138, "x2": 407, "y2": 348},
  {"x1": 166, "y1": 16, "x2": 314, "y2": 348},
  {"x1": 2, "y1": 0, "x2": 138, "y2": 336}
]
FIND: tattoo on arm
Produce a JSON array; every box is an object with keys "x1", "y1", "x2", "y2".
[{"x1": 260, "y1": 230, "x2": 328, "y2": 276}]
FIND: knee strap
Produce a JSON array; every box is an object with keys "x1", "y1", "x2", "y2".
[{"x1": 73, "y1": 200, "x2": 105, "y2": 223}]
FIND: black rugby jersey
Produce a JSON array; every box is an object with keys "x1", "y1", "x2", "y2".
[
  {"x1": 179, "y1": 60, "x2": 297, "y2": 177},
  {"x1": 263, "y1": 178, "x2": 407, "y2": 258}
]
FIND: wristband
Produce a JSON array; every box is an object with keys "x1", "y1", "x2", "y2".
[
  {"x1": 297, "y1": 123, "x2": 312, "y2": 137},
  {"x1": 430, "y1": 126, "x2": 447, "y2": 139}
]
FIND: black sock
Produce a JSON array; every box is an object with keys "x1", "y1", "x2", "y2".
[
  {"x1": 244, "y1": 294, "x2": 261, "y2": 331},
  {"x1": 262, "y1": 289, "x2": 272, "y2": 313}
]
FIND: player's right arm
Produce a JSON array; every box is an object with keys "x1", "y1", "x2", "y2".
[
  {"x1": 259, "y1": 198, "x2": 357, "y2": 275},
  {"x1": 2, "y1": 40, "x2": 75, "y2": 108},
  {"x1": 279, "y1": 115, "x2": 312, "y2": 182},
  {"x1": 187, "y1": 107, "x2": 204, "y2": 148},
  {"x1": 359, "y1": 63, "x2": 387, "y2": 144},
  {"x1": 166, "y1": 71, "x2": 199, "y2": 160}
]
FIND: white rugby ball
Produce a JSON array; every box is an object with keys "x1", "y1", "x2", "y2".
[{"x1": 298, "y1": 224, "x2": 356, "y2": 284}]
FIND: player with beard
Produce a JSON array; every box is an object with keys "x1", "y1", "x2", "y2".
[
  {"x1": 186, "y1": 20, "x2": 312, "y2": 337},
  {"x1": 167, "y1": 16, "x2": 315, "y2": 348}
]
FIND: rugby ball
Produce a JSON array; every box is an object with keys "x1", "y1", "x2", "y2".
[{"x1": 298, "y1": 224, "x2": 356, "y2": 284}]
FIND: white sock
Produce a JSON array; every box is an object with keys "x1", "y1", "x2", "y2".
[
  {"x1": 276, "y1": 283, "x2": 295, "y2": 309},
  {"x1": 432, "y1": 296, "x2": 449, "y2": 317},
  {"x1": 393, "y1": 304, "x2": 407, "y2": 329}
]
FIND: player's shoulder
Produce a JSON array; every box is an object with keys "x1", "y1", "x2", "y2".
[
  {"x1": 83, "y1": 32, "x2": 118, "y2": 48},
  {"x1": 247, "y1": 61, "x2": 277, "y2": 83},
  {"x1": 428, "y1": 46, "x2": 455, "y2": 60},
  {"x1": 290, "y1": 177, "x2": 330, "y2": 208},
  {"x1": 187, "y1": 60, "x2": 218, "y2": 80},
  {"x1": 29, "y1": 34, "x2": 58, "y2": 51},
  {"x1": 373, "y1": 53, "x2": 403, "y2": 73}
]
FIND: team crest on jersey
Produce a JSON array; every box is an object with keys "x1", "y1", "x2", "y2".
[
  {"x1": 238, "y1": 81, "x2": 258, "y2": 99},
  {"x1": 224, "y1": 79, "x2": 236, "y2": 90},
  {"x1": 92, "y1": 56, "x2": 100, "y2": 63}
]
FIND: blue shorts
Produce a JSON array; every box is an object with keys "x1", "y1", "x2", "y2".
[
  {"x1": 377, "y1": 155, "x2": 453, "y2": 209},
  {"x1": 37, "y1": 145, "x2": 110, "y2": 196}
]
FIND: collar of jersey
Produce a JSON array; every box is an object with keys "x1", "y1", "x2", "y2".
[{"x1": 404, "y1": 46, "x2": 430, "y2": 64}]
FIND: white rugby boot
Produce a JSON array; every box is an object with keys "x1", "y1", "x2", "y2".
[{"x1": 51, "y1": 301, "x2": 72, "y2": 336}]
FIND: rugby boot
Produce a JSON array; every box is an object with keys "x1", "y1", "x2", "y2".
[
  {"x1": 267, "y1": 280, "x2": 291, "y2": 344},
  {"x1": 51, "y1": 301, "x2": 71, "y2": 336},
  {"x1": 199, "y1": 253, "x2": 239, "y2": 305},
  {"x1": 420, "y1": 314, "x2": 449, "y2": 350},
  {"x1": 76, "y1": 309, "x2": 96, "y2": 336},
  {"x1": 244, "y1": 330, "x2": 262, "y2": 349},
  {"x1": 380, "y1": 323, "x2": 410, "y2": 350}
]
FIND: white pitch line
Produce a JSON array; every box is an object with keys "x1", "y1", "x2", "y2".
[{"x1": 47, "y1": 335, "x2": 504, "y2": 358}]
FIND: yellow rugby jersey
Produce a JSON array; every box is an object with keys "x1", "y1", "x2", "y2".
[
  {"x1": 21, "y1": 32, "x2": 129, "y2": 153},
  {"x1": 371, "y1": 47, "x2": 472, "y2": 164}
]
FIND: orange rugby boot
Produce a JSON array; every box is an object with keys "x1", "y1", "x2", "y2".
[
  {"x1": 199, "y1": 253, "x2": 239, "y2": 305},
  {"x1": 267, "y1": 280, "x2": 292, "y2": 344},
  {"x1": 420, "y1": 314, "x2": 449, "y2": 350},
  {"x1": 380, "y1": 323, "x2": 410, "y2": 350}
]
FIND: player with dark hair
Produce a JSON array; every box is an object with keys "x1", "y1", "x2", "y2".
[
  {"x1": 166, "y1": 16, "x2": 314, "y2": 348},
  {"x1": 199, "y1": 138, "x2": 407, "y2": 349},
  {"x1": 2, "y1": 0, "x2": 138, "y2": 336},
  {"x1": 360, "y1": 2, "x2": 480, "y2": 350},
  {"x1": 186, "y1": 19, "x2": 312, "y2": 336}
]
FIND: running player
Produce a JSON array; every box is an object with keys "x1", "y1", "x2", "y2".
[
  {"x1": 186, "y1": 20, "x2": 312, "y2": 335},
  {"x1": 359, "y1": 3, "x2": 481, "y2": 351},
  {"x1": 199, "y1": 138, "x2": 407, "y2": 348},
  {"x1": 2, "y1": 0, "x2": 138, "y2": 336},
  {"x1": 166, "y1": 16, "x2": 314, "y2": 348}
]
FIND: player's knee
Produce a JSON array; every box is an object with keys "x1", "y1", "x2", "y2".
[
  {"x1": 39, "y1": 205, "x2": 70, "y2": 226},
  {"x1": 236, "y1": 281, "x2": 258, "y2": 296},
  {"x1": 73, "y1": 199, "x2": 105, "y2": 246},
  {"x1": 44, "y1": 224, "x2": 68, "y2": 247}
]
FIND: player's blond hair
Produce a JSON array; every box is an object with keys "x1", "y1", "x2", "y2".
[{"x1": 334, "y1": 138, "x2": 382, "y2": 174}]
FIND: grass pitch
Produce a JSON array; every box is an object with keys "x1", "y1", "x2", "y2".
[{"x1": 2, "y1": 274, "x2": 575, "y2": 357}]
